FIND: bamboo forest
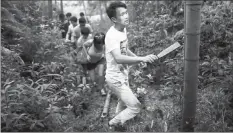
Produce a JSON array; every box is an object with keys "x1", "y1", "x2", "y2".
[{"x1": 1, "y1": 0, "x2": 233, "y2": 132}]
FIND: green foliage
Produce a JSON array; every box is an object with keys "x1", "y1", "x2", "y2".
[
  {"x1": 1, "y1": 61, "x2": 92, "y2": 131},
  {"x1": 1, "y1": 0, "x2": 233, "y2": 132},
  {"x1": 124, "y1": 1, "x2": 233, "y2": 132}
]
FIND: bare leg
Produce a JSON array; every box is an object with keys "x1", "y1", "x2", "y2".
[
  {"x1": 88, "y1": 68, "x2": 96, "y2": 91},
  {"x1": 88, "y1": 69, "x2": 96, "y2": 82},
  {"x1": 97, "y1": 63, "x2": 106, "y2": 96},
  {"x1": 81, "y1": 64, "x2": 87, "y2": 85}
]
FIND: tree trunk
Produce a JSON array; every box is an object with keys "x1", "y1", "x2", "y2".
[
  {"x1": 100, "y1": 2, "x2": 103, "y2": 21},
  {"x1": 104, "y1": 1, "x2": 107, "y2": 9},
  {"x1": 184, "y1": 1, "x2": 186, "y2": 65},
  {"x1": 156, "y1": 0, "x2": 160, "y2": 14},
  {"x1": 82, "y1": 2, "x2": 87, "y2": 16},
  {"x1": 181, "y1": 1, "x2": 202, "y2": 132},
  {"x1": 41, "y1": 1, "x2": 47, "y2": 18},
  {"x1": 60, "y1": 0, "x2": 63, "y2": 15},
  {"x1": 48, "y1": 0, "x2": 53, "y2": 19},
  {"x1": 41, "y1": 1, "x2": 45, "y2": 18}
]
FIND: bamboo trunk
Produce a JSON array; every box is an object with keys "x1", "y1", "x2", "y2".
[
  {"x1": 181, "y1": 1, "x2": 202, "y2": 132},
  {"x1": 101, "y1": 90, "x2": 111, "y2": 118},
  {"x1": 48, "y1": 0, "x2": 53, "y2": 19},
  {"x1": 60, "y1": 0, "x2": 63, "y2": 15},
  {"x1": 156, "y1": 0, "x2": 160, "y2": 14},
  {"x1": 100, "y1": 2, "x2": 103, "y2": 21},
  {"x1": 41, "y1": 1, "x2": 46, "y2": 18},
  {"x1": 82, "y1": 2, "x2": 87, "y2": 17}
]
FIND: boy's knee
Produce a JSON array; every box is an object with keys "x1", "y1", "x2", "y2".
[
  {"x1": 132, "y1": 102, "x2": 141, "y2": 114},
  {"x1": 98, "y1": 75, "x2": 105, "y2": 80}
]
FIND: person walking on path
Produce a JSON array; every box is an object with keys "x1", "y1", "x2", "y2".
[
  {"x1": 65, "y1": 16, "x2": 79, "y2": 50},
  {"x1": 76, "y1": 27, "x2": 93, "y2": 88},
  {"x1": 63, "y1": 13, "x2": 72, "y2": 40},
  {"x1": 80, "y1": 12, "x2": 90, "y2": 24},
  {"x1": 82, "y1": 32, "x2": 107, "y2": 96},
  {"x1": 104, "y1": 1, "x2": 158, "y2": 129}
]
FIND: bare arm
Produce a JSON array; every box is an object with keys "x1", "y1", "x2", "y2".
[
  {"x1": 87, "y1": 24, "x2": 93, "y2": 34},
  {"x1": 73, "y1": 28, "x2": 80, "y2": 43},
  {"x1": 75, "y1": 37, "x2": 82, "y2": 51},
  {"x1": 65, "y1": 26, "x2": 71, "y2": 41},
  {"x1": 107, "y1": 38, "x2": 157, "y2": 64},
  {"x1": 127, "y1": 49, "x2": 137, "y2": 57},
  {"x1": 82, "y1": 39, "x2": 93, "y2": 56},
  {"x1": 111, "y1": 48, "x2": 143, "y2": 64}
]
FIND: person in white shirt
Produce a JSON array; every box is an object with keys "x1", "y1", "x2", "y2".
[
  {"x1": 65, "y1": 16, "x2": 79, "y2": 49},
  {"x1": 72, "y1": 17, "x2": 93, "y2": 46},
  {"x1": 76, "y1": 27, "x2": 93, "y2": 87},
  {"x1": 63, "y1": 13, "x2": 72, "y2": 39},
  {"x1": 80, "y1": 12, "x2": 90, "y2": 24},
  {"x1": 105, "y1": 1, "x2": 158, "y2": 129},
  {"x1": 78, "y1": 17, "x2": 93, "y2": 34}
]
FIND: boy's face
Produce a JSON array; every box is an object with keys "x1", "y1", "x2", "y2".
[
  {"x1": 71, "y1": 21, "x2": 77, "y2": 26},
  {"x1": 113, "y1": 7, "x2": 129, "y2": 26},
  {"x1": 83, "y1": 34, "x2": 88, "y2": 39},
  {"x1": 79, "y1": 22, "x2": 86, "y2": 27}
]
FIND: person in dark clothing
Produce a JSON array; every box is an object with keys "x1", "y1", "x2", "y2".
[
  {"x1": 80, "y1": 12, "x2": 90, "y2": 23},
  {"x1": 59, "y1": 13, "x2": 65, "y2": 22},
  {"x1": 63, "y1": 13, "x2": 72, "y2": 39},
  {"x1": 59, "y1": 14, "x2": 66, "y2": 38}
]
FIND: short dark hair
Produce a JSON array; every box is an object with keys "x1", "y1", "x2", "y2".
[
  {"x1": 106, "y1": 2, "x2": 127, "y2": 20},
  {"x1": 81, "y1": 27, "x2": 90, "y2": 36},
  {"x1": 70, "y1": 16, "x2": 77, "y2": 22},
  {"x1": 79, "y1": 17, "x2": 86, "y2": 24},
  {"x1": 59, "y1": 14, "x2": 65, "y2": 21},
  {"x1": 80, "y1": 12, "x2": 84, "y2": 16},
  {"x1": 66, "y1": 13, "x2": 72, "y2": 17},
  {"x1": 93, "y1": 32, "x2": 105, "y2": 48}
]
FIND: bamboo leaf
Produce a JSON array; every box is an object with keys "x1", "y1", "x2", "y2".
[
  {"x1": 7, "y1": 89, "x2": 20, "y2": 94},
  {"x1": 36, "y1": 121, "x2": 44, "y2": 127},
  {"x1": 30, "y1": 121, "x2": 36, "y2": 130}
]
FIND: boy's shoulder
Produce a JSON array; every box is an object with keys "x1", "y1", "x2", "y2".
[
  {"x1": 105, "y1": 26, "x2": 115, "y2": 37},
  {"x1": 68, "y1": 24, "x2": 73, "y2": 28},
  {"x1": 88, "y1": 34, "x2": 93, "y2": 39},
  {"x1": 77, "y1": 35, "x2": 83, "y2": 41},
  {"x1": 73, "y1": 25, "x2": 80, "y2": 30},
  {"x1": 106, "y1": 26, "x2": 126, "y2": 40},
  {"x1": 85, "y1": 23, "x2": 91, "y2": 27}
]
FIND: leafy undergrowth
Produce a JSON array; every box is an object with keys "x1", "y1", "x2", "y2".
[
  {"x1": 1, "y1": 1, "x2": 233, "y2": 132},
  {"x1": 124, "y1": 1, "x2": 233, "y2": 132}
]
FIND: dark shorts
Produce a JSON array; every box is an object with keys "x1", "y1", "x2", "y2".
[
  {"x1": 71, "y1": 42, "x2": 76, "y2": 49},
  {"x1": 81, "y1": 57, "x2": 106, "y2": 71}
]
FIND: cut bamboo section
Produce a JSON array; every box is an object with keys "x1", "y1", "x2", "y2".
[{"x1": 101, "y1": 90, "x2": 111, "y2": 118}]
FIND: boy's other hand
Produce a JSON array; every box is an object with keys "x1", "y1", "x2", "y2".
[
  {"x1": 65, "y1": 39, "x2": 71, "y2": 43},
  {"x1": 142, "y1": 54, "x2": 158, "y2": 63},
  {"x1": 87, "y1": 55, "x2": 91, "y2": 61},
  {"x1": 139, "y1": 62, "x2": 147, "y2": 68}
]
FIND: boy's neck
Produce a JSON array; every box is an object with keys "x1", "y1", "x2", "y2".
[
  {"x1": 114, "y1": 23, "x2": 125, "y2": 32},
  {"x1": 83, "y1": 35, "x2": 89, "y2": 40},
  {"x1": 94, "y1": 45, "x2": 103, "y2": 52}
]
